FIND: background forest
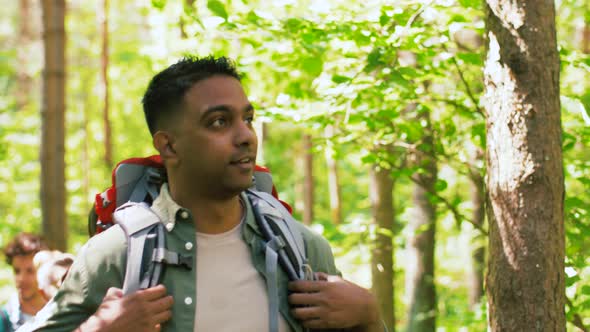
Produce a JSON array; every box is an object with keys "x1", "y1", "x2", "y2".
[{"x1": 0, "y1": 0, "x2": 589, "y2": 331}]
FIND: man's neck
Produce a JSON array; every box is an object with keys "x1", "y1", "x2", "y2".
[
  {"x1": 19, "y1": 292, "x2": 46, "y2": 316},
  {"x1": 169, "y1": 183, "x2": 244, "y2": 234}
]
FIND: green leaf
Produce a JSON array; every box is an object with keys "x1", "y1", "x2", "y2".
[
  {"x1": 450, "y1": 14, "x2": 469, "y2": 23},
  {"x1": 457, "y1": 52, "x2": 483, "y2": 66},
  {"x1": 458, "y1": 0, "x2": 481, "y2": 9},
  {"x1": 151, "y1": 0, "x2": 167, "y2": 10},
  {"x1": 389, "y1": 70, "x2": 409, "y2": 88},
  {"x1": 332, "y1": 75, "x2": 352, "y2": 84},
  {"x1": 361, "y1": 154, "x2": 377, "y2": 164},
  {"x1": 435, "y1": 179, "x2": 448, "y2": 192},
  {"x1": 365, "y1": 48, "x2": 382, "y2": 71},
  {"x1": 398, "y1": 66, "x2": 419, "y2": 78},
  {"x1": 562, "y1": 131, "x2": 576, "y2": 152},
  {"x1": 207, "y1": 0, "x2": 228, "y2": 20},
  {"x1": 285, "y1": 18, "x2": 303, "y2": 33},
  {"x1": 301, "y1": 57, "x2": 323, "y2": 77},
  {"x1": 566, "y1": 274, "x2": 581, "y2": 287},
  {"x1": 286, "y1": 82, "x2": 304, "y2": 99},
  {"x1": 379, "y1": 13, "x2": 391, "y2": 27},
  {"x1": 246, "y1": 11, "x2": 260, "y2": 25}
]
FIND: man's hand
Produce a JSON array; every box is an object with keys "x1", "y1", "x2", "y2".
[
  {"x1": 288, "y1": 272, "x2": 382, "y2": 331},
  {"x1": 75, "y1": 285, "x2": 173, "y2": 332}
]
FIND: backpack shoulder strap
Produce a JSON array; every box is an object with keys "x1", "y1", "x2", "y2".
[
  {"x1": 113, "y1": 202, "x2": 193, "y2": 295},
  {"x1": 246, "y1": 190, "x2": 314, "y2": 332},
  {"x1": 247, "y1": 189, "x2": 309, "y2": 278},
  {"x1": 113, "y1": 203, "x2": 162, "y2": 295},
  {"x1": 252, "y1": 170, "x2": 274, "y2": 194}
]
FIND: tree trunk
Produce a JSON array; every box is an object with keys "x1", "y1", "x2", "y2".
[
  {"x1": 16, "y1": 0, "x2": 33, "y2": 110},
  {"x1": 324, "y1": 125, "x2": 342, "y2": 225},
  {"x1": 369, "y1": 165, "x2": 394, "y2": 332},
  {"x1": 82, "y1": 68, "x2": 93, "y2": 214},
  {"x1": 484, "y1": 1, "x2": 565, "y2": 330},
  {"x1": 468, "y1": 171, "x2": 485, "y2": 309},
  {"x1": 100, "y1": 0, "x2": 112, "y2": 168},
  {"x1": 302, "y1": 134, "x2": 314, "y2": 225},
  {"x1": 41, "y1": 0, "x2": 67, "y2": 251},
  {"x1": 405, "y1": 110, "x2": 437, "y2": 332},
  {"x1": 255, "y1": 122, "x2": 267, "y2": 165}
]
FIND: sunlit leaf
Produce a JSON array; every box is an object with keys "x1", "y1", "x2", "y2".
[
  {"x1": 151, "y1": 0, "x2": 166, "y2": 10},
  {"x1": 301, "y1": 57, "x2": 323, "y2": 77},
  {"x1": 435, "y1": 179, "x2": 448, "y2": 192},
  {"x1": 332, "y1": 75, "x2": 352, "y2": 84},
  {"x1": 207, "y1": 0, "x2": 228, "y2": 20}
]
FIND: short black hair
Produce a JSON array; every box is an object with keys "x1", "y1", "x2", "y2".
[
  {"x1": 142, "y1": 55, "x2": 241, "y2": 135},
  {"x1": 3, "y1": 233, "x2": 48, "y2": 265}
]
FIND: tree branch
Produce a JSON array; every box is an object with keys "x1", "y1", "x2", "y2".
[
  {"x1": 566, "y1": 296, "x2": 588, "y2": 332},
  {"x1": 442, "y1": 44, "x2": 485, "y2": 117},
  {"x1": 411, "y1": 175, "x2": 489, "y2": 236}
]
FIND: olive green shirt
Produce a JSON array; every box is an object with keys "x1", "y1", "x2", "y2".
[{"x1": 19, "y1": 186, "x2": 339, "y2": 332}]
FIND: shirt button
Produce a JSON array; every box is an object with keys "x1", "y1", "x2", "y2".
[
  {"x1": 166, "y1": 223, "x2": 174, "y2": 231},
  {"x1": 180, "y1": 210, "x2": 189, "y2": 219},
  {"x1": 184, "y1": 297, "x2": 193, "y2": 305},
  {"x1": 185, "y1": 242, "x2": 193, "y2": 250}
]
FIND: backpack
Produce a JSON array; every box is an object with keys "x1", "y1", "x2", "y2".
[
  {"x1": 88, "y1": 155, "x2": 293, "y2": 236},
  {"x1": 89, "y1": 156, "x2": 312, "y2": 332}
]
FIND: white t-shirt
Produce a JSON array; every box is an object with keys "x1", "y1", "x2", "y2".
[{"x1": 194, "y1": 221, "x2": 291, "y2": 332}]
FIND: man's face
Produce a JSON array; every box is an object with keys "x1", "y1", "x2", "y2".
[
  {"x1": 12, "y1": 254, "x2": 40, "y2": 302},
  {"x1": 172, "y1": 75, "x2": 258, "y2": 197}
]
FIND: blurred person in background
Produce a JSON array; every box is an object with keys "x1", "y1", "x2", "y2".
[
  {"x1": 33, "y1": 250, "x2": 74, "y2": 301},
  {"x1": 1, "y1": 233, "x2": 48, "y2": 332}
]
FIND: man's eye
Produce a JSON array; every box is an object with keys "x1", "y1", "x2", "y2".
[
  {"x1": 211, "y1": 118, "x2": 227, "y2": 128},
  {"x1": 245, "y1": 116, "x2": 254, "y2": 125}
]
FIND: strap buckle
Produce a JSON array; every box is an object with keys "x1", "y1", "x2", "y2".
[{"x1": 152, "y1": 248, "x2": 193, "y2": 270}]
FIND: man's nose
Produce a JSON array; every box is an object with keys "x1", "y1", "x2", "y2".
[{"x1": 234, "y1": 121, "x2": 257, "y2": 147}]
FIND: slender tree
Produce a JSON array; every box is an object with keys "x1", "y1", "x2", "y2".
[
  {"x1": 369, "y1": 164, "x2": 395, "y2": 331},
  {"x1": 324, "y1": 125, "x2": 342, "y2": 225},
  {"x1": 100, "y1": 0, "x2": 112, "y2": 168},
  {"x1": 302, "y1": 134, "x2": 314, "y2": 225},
  {"x1": 16, "y1": 0, "x2": 33, "y2": 110},
  {"x1": 405, "y1": 108, "x2": 437, "y2": 332},
  {"x1": 484, "y1": 1, "x2": 565, "y2": 330},
  {"x1": 40, "y1": 0, "x2": 67, "y2": 251}
]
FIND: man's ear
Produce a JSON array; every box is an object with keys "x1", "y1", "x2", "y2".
[{"x1": 153, "y1": 131, "x2": 178, "y2": 166}]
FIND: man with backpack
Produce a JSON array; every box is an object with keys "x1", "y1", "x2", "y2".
[
  {"x1": 19, "y1": 56, "x2": 382, "y2": 332},
  {"x1": 1, "y1": 233, "x2": 49, "y2": 332}
]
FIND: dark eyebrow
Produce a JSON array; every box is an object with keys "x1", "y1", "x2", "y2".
[{"x1": 202, "y1": 104, "x2": 254, "y2": 117}]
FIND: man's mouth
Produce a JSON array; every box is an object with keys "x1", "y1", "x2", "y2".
[
  {"x1": 234, "y1": 157, "x2": 252, "y2": 164},
  {"x1": 231, "y1": 156, "x2": 255, "y2": 165}
]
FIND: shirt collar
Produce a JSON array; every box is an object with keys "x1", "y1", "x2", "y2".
[
  {"x1": 152, "y1": 184, "x2": 259, "y2": 235},
  {"x1": 151, "y1": 183, "x2": 189, "y2": 231},
  {"x1": 6, "y1": 292, "x2": 30, "y2": 326}
]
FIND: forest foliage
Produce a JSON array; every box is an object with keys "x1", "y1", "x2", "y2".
[{"x1": 0, "y1": 0, "x2": 589, "y2": 330}]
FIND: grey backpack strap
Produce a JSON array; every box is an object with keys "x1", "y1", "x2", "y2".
[
  {"x1": 114, "y1": 202, "x2": 162, "y2": 295},
  {"x1": 252, "y1": 171, "x2": 274, "y2": 194},
  {"x1": 128, "y1": 167, "x2": 162, "y2": 204},
  {"x1": 265, "y1": 237, "x2": 282, "y2": 332},
  {"x1": 247, "y1": 190, "x2": 315, "y2": 332},
  {"x1": 247, "y1": 190, "x2": 312, "y2": 280}
]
